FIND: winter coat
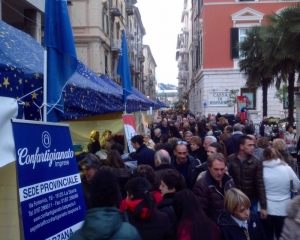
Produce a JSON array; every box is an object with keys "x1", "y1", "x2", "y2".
[
  {"x1": 280, "y1": 196, "x2": 300, "y2": 240},
  {"x1": 171, "y1": 154, "x2": 200, "y2": 189},
  {"x1": 110, "y1": 167, "x2": 133, "y2": 199},
  {"x1": 154, "y1": 164, "x2": 174, "y2": 190},
  {"x1": 69, "y1": 207, "x2": 141, "y2": 240},
  {"x1": 157, "y1": 193, "x2": 177, "y2": 236},
  {"x1": 80, "y1": 175, "x2": 92, "y2": 209},
  {"x1": 135, "y1": 144, "x2": 155, "y2": 169},
  {"x1": 260, "y1": 159, "x2": 300, "y2": 216},
  {"x1": 225, "y1": 131, "x2": 244, "y2": 156},
  {"x1": 259, "y1": 121, "x2": 268, "y2": 137},
  {"x1": 218, "y1": 211, "x2": 266, "y2": 240},
  {"x1": 227, "y1": 153, "x2": 267, "y2": 209},
  {"x1": 189, "y1": 146, "x2": 207, "y2": 163},
  {"x1": 193, "y1": 170, "x2": 235, "y2": 223},
  {"x1": 126, "y1": 208, "x2": 172, "y2": 240},
  {"x1": 87, "y1": 140, "x2": 101, "y2": 154}
]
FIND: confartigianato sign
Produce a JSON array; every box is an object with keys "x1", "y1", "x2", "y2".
[{"x1": 12, "y1": 119, "x2": 86, "y2": 240}]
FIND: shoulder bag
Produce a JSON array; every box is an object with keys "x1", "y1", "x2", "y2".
[{"x1": 284, "y1": 165, "x2": 298, "y2": 199}]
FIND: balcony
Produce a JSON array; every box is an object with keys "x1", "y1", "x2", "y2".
[
  {"x1": 179, "y1": 70, "x2": 189, "y2": 79},
  {"x1": 179, "y1": 64, "x2": 188, "y2": 72},
  {"x1": 180, "y1": 55, "x2": 188, "y2": 64},
  {"x1": 181, "y1": 26, "x2": 189, "y2": 35},
  {"x1": 193, "y1": 34, "x2": 198, "y2": 43},
  {"x1": 137, "y1": 50, "x2": 145, "y2": 62},
  {"x1": 126, "y1": 1, "x2": 134, "y2": 15},
  {"x1": 179, "y1": 47, "x2": 189, "y2": 54},
  {"x1": 126, "y1": 29, "x2": 134, "y2": 39},
  {"x1": 110, "y1": 3, "x2": 122, "y2": 17},
  {"x1": 110, "y1": 39, "x2": 121, "y2": 52},
  {"x1": 182, "y1": 9, "x2": 189, "y2": 16}
]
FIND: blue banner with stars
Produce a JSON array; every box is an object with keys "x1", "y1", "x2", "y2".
[{"x1": 0, "y1": 20, "x2": 160, "y2": 122}]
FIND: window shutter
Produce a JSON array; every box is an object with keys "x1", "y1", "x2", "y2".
[
  {"x1": 102, "y1": 11, "x2": 105, "y2": 31},
  {"x1": 106, "y1": 15, "x2": 109, "y2": 34},
  {"x1": 230, "y1": 28, "x2": 239, "y2": 59}
]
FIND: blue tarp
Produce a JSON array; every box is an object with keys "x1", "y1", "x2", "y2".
[{"x1": 0, "y1": 20, "x2": 157, "y2": 121}]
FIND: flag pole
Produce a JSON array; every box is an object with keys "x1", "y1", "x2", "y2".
[{"x1": 43, "y1": 48, "x2": 47, "y2": 122}]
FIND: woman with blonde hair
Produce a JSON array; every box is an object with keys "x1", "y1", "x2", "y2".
[
  {"x1": 272, "y1": 138, "x2": 297, "y2": 174},
  {"x1": 260, "y1": 147, "x2": 300, "y2": 239},
  {"x1": 87, "y1": 130, "x2": 101, "y2": 154}
]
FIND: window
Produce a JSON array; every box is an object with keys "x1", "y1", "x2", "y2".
[
  {"x1": 102, "y1": 8, "x2": 109, "y2": 35},
  {"x1": 241, "y1": 88, "x2": 256, "y2": 110},
  {"x1": 230, "y1": 28, "x2": 252, "y2": 59},
  {"x1": 105, "y1": 52, "x2": 108, "y2": 74},
  {"x1": 239, "y1": 28, "x2": 251, "y2": 43},
  {"x1": 116, "y1": 27, "x2": 120, "y2": 39},
  {"x1": 283, "y1": 87, "x2": 299, "y2": 109}
]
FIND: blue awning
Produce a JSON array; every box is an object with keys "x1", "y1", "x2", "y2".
[{"x1": 0, "y1": 20, "x2": 156, "y2": 121}]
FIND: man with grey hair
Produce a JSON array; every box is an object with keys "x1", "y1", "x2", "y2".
[
  {"x1": 225, "y1": 123, "x2": 244, "y2": 156},
  {"x1": 203, "y1": 136, "x2": 217, "y2": 151},
  {"x1": 153, "y1": 128, "x2": 162, "y2": 144},
  {"x1": 154, "y1": 149, "x2": 174, "y2": 189}
]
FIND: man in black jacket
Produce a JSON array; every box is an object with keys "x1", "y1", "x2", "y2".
[
  {"x1": 193, "y1": 153, "x2": 235, "y2": 223},
  {"x1": 131, "y1": 135, "x2": 155, "y2": 169},
  {"x1": 227, "y1": 135, "x2": 268, "y2": 220},
  {"x1": 225, "y1": 123, "x2": 244, "y2": 156},
  {"x1": 171, "y1": 142, "x2": 200, "y2": 188}
]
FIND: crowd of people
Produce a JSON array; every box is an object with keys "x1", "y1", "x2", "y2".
[{"x1": 72, "y1": 110, "x2": 300, "y2": 240}]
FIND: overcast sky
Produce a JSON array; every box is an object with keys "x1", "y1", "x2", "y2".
[{"x1": 136, "y1": 1, "x2": 182, "y2": 86}]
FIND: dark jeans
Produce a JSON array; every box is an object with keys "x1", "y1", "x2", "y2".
[{"x1": 261, "y1": 215, "x2": 285, "y2": 240}]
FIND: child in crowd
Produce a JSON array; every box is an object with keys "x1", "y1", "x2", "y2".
[{"x1": 218, "y1": 188, "x2": 266, "y2": 240}]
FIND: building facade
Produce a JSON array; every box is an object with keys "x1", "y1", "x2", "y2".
[
  {"x1": 0, "y1": 0, "x2": 157, "y2": 99},
  {"x1": 178, "y1": 0, "x2": 297, "y2": 123},
  {"x1": 1, "y1": 0, "x2": 44, "y2": 43},
  {"x1": 142, "y1": 45, "x2": 157, "y2": 99},
  {"x1": 70, "y1": 0, "x2": 153, "y2": 95},
  {"x1": 177, "y1": 0, "x2": 191, "y2": 106}
]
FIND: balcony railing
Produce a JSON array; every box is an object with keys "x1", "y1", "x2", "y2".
[
  {"x1": 110, "y1": 39, "x2": 121, "y2": 51},
  {"x1": 181, "y1": 27, "x2": 189, "y2": 34},
  {"x1": 137, "y1": 50, "x2": 145, "y2": 62},
  {"x1": 179, "y1": 47, "x2": 189, "y2": 54},
  {"x1": 182, "y1": 9, "x2": 189, "y2": 16},
  {"x1": 126, "y1": 29, "x2": 134, "y2": 39},
  {"x1": 126, "y1": 1, "x2": 134, "y2": 15},
  {"x1": 179, "y1": 70, "x2": 189, "y2": 79},
  {"x1": 110, "y1": 3, "x2": 122, "y2": 17}
]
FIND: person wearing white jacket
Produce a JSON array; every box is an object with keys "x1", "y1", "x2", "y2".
[{"x1": 260, "y1": 147, "x2": 300, "y2": 240}]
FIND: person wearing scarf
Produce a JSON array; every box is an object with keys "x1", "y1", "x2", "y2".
[{"x1": 123, "y1": 177, "x2": 172, "y2": 240}]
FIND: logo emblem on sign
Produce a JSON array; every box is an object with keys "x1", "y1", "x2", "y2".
[{"x1": 42, "y1": 131, "x2": 51, "y2": 148}]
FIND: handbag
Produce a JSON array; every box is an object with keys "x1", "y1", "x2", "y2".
[{"x1": 284, "y1": 165, "x2": 298, "y2": 199}]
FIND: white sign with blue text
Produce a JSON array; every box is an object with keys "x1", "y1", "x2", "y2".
[{"x1": 12, "y1": 119, "x2": 86, "y2": 240}]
